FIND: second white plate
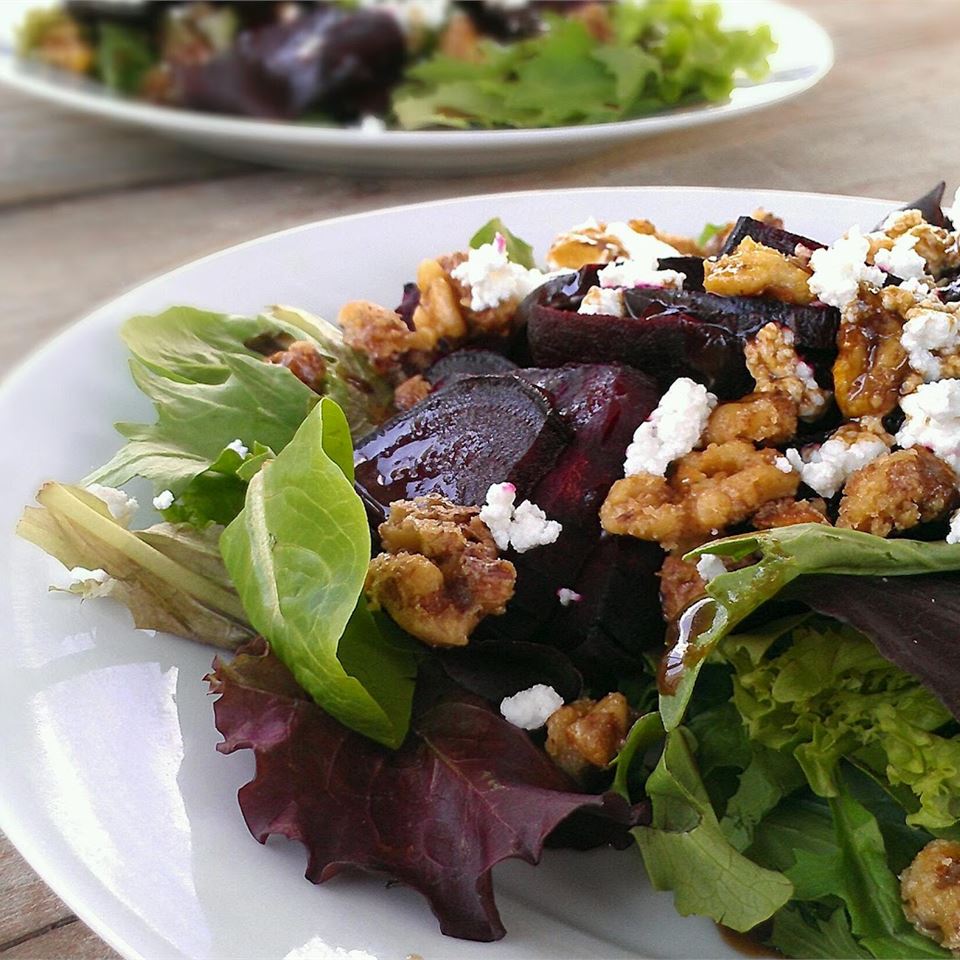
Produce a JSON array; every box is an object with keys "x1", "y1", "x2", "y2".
[{"x1": 0, "y1": 1, "x2": 832, "y2": 174}]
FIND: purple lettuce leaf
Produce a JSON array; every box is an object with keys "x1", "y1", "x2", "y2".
[
  {"x1": 210, "y1": 639, "x2": 641, "y2": 942},
  {"x1": 787, "y1": 572, "x2": 960, "y2": 721}
]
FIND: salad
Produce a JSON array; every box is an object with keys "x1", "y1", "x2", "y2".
[
  {"x1": 16, "y1": 0, "x2": 775, "y2": 129},
  {"x1": 18, "y1": 181, "x2": 960, "y2": 957}
]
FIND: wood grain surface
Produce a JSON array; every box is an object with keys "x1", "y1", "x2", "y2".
[{"x1": 2, "y1": 2, "x2": 958, "y2": 956}]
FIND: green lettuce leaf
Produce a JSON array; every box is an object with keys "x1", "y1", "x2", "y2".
[
  {"x1": 724, "y1": 617, "x2": 960, "y2": 831},
  {"x1": 392, "y1": 1, "x2": 774, "y2": 130},
  {"x1": 469, "y1": 218, "x2": 536, "y2": 269},
  {"x1": 770, "y1": 904, "x2": 872, "y2": 960},
  {"x1": 220, "y1": 398, "x2": 416, "y2": 748},
  {"x1": 633, "y1": 728, "x2": 793, "y2": 931},
  {"x1": 88, "y1": 305, "x2": 391, "y2": 498},
  {"x1": 17, "y1": 484, "x2": 251, "y2": 649},
  {"x1": 96, "y1": 23, "x2": 155, "y2": 95},
  {"x1": 662, "y1": 525, "x2": 960, "y2": 730}
]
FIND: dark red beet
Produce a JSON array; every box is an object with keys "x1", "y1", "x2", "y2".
[
  {"x1": 527, "y1": 304, "x2": 752, "y2": 398},
  {"x1": 395, "y1": 283, "x2": 420, "y2": 330},
  {"x1": 658, "y1": 256, "x2": 706, "y2": 290},
  {"x1": 354, "y1": 375, "x2": 569, "y2": 521},
  {"x1": 426, "y1": 350, "x2": 518, "y2": 388},
  {"x1": 622, "y1": 288, "x2": 840, "y2": 350},
  {"x1": 477, "y1": 365, "x2": 665, "y2": 673},
  {"x1": 174, "y1": 8, "x2": 404, "y2": 120},
  {"x1": 564, "y1": 535, "x2": 666, "y2": 682},
  {"x1": 719, "y1": 216, "x2": 825, "y2": 257}
]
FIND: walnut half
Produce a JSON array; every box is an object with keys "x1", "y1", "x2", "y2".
[
  {"x1": 365, "y1": 495, "x2": 516, "y2": 648},
  {"x1": 545, "y1": 693, "x2": 633, "y2": 781}
]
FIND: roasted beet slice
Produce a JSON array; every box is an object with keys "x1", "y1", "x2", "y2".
[
  {"x1": 477, "y1": 365, "x2": 663, "y2": 674},
  {"x1": 354, "y1": 375, "x2": 569, "y2": 521},
  {"x1": 565, "y1": 535, "x2": 666, "y2": 681},
  {"x1": 426, "y1": 350, "x2": 518, "y2": 388},
  {"x1": 174, "y1": 8, "x2": 404, "y2": 120},
  {"x1": 527, "y1": 304, "x2": 752, "y2": 397},
  {"x1": 878, "y1": 181, "x2": 954, "y2": 231},
  {"x1": 622, "y1": 288, "x2": 840, "y2": 350},
  {"x1": 719, "y1": 216, "x2": 825, "y2": 257},
  {"x1": 437, "y1": 640, "x2": 583, "y2": 704},
  {"x1": 659, "y1": 256, "x2": 706, "y2": 290}
]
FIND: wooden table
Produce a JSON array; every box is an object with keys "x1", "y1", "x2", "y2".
[{"x1": 1, "y1": 2, "x2": 957, "y2": 956}]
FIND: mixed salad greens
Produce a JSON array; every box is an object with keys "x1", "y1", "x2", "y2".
[
  {"x1": 19, "y1": 183, "x2": 960, "y2": 957},
  {"x1": 18, "y1": 0, "x2": 775, "y2": 129}
]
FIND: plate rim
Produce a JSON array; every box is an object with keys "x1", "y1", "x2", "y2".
[
  {"x1": 0, "y1": 0, "x2": 833, "y2": 151},
  {"x1": 0, "y1": 183, "x2": 901, "y2": 960}
]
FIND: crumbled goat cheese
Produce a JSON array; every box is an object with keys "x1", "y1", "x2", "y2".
[
  {"x1": 359, "y1": 0, "x2": 450, "y2": 31},
  {"x1": 901, "y1": 308, "x2": 960, "y2": 382},
  {"x1": 85, "y1": 483, "x2": 139, "y2": 527},
  {"x1": 896, "y1": 379, "x2": 960, "y2": 475},
  {"x1": 604, "y1": 223, "x2": 680, "y2": 263},
  {"x1": 226, "y1": 438, "x2": 249, "y2": 458},
  {"x1": 152, "y1": 489, "x2": 175, "y2": 511},
  {"x1": 807, "y1": 227, "x2": 885, "y2": 308},
  {"x1": 696, "y1": 554, "x2": 727, "y2": 583},
  {"x1": 284, "y1": 939, "x2": 378, "y2": 960},
  {"x1": 774, "y1": 456, "x2": 794, "y2": 474},
  {"x1": 623, "y1": 377, "x2": 718, "y2": 478},
  {"x1": 597, "y1": 257, "x2": 685, "y2": 291},
  {"x1": 451, "y1": 234, "x2": 546, "y2": 312},
  {"x1": 500, "y1": 684, "x2": 564, "y2": 730},
  {"x1": 899, "y1": 276, "x2": 936, "y2": 299},
  {"x1": 357, "y1": 114, "x2": 387, "y2": 134},
  {"x1": 578, "y1": 286, "x2": 626, "y2": 316},
  {"x1": 480, "y1": 482, "x2": 562, "y2": 553},
  {"x1": 69, "y1": 566, "x2": 109, "y2": 585},
  {"x1": 557, "y1": 587, "x2": 582, "y2": 606},
  {"x1": 874, "y1": 232, "x2": 928, "y2": 280},
  {"x1": 948, "y1": 508, "x2": 960, "y2": 545},
  {"x1": 785, "y1": 435, "x2": 889, "y2": 498}
]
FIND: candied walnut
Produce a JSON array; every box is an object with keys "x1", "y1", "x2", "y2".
[
  {"x1": 338, "y1": 300, "x2": 420, "y2": 374},
  {"x1": 658, "y1": 554, "x2": 707, "y2": 623},
  {"x1": 837, "y1": 447, "x2": 959, "y2": 537},
  {"x1": 901, "y1": 839, "x2": 960, "y2": 953},
  {"x1": 873, "y1": 210, "x2": 960, "y2": 278},
  {"x1": 570, "y1": 1, "x2": 614, "y2": 42},
  {"x1": 752, "y1": 497, "x2": 830, "y2": 529},
  {"x1": 412, "y1": 255, "x2": 469, "y2": 343},
  {"x1": 833, "y1": 292, "x2": 911, "y2": 418},
  {"x1": 601, "y1": 441, "x2": 799, "y2": 550},
  {"x1": 393, "y1": 375, "x2": 431, "y2": 411},
  {"x1": 438, "y1": 253, "x2": 521, "y2": 338},
  {"x1": 546, "y1": 218, "x2": 697, "y2": 270},
  {"x1": 365, "y1": 495, "x2": 516, "y2": 648},
  {"x1": 545, "y1": 693, "x2": 632, "y2": 781},
  {"x1": 267, "y1": 340, "x2": 326, "y2": 393},
  {"x1": 438, "y1": 10, "x2": 483, "y2": 61},
  {"x1": 745, "y1": 322, "x2": 831, "y2": 420},
  {"x1": 31, "y1": 15, "x2": 93, "y2": 74},
  {"x1": 703, "y1": 237, "x2": 814, "y2": 304},
  {"x1": 704, "y1": 392, "x2": 799, "y2": 446}
]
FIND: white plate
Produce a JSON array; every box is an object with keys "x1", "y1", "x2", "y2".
[
  {"x1": 0, "y1": 186, "x2": 897, "y2": 960},
  {"x1": 0, "y1": 1, "x2": 832, "y2": 174}
]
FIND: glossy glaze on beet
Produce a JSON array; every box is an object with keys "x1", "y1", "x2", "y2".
[{"x1": 354, "y1": 375, "x2": 570, "y2": 521}]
